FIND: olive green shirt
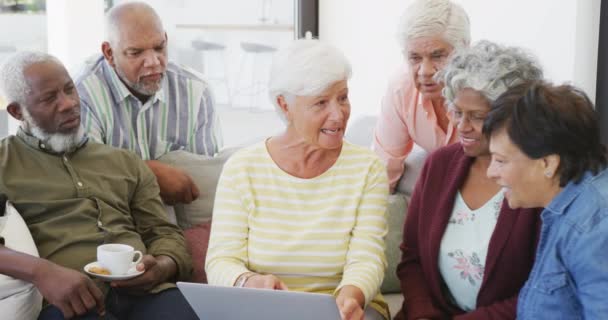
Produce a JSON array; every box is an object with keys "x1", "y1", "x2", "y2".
[{"x1": 0, "y1": 129, "x2": 192, "y2": 295}]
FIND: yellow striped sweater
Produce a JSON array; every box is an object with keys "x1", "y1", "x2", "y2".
[{"x1": 205, "y1": 140, "x2": 389, "y2": 318}]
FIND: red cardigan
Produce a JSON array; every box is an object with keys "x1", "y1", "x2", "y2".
[{"x1": 395, "y1": 143, "x2": 541, "y2": 320}]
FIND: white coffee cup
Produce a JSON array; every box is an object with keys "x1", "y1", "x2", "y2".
[{"x1": 97, "y1": 244, "x2": 143, "y2": 275}]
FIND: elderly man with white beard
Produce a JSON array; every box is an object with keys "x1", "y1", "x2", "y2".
[{"x1": 0, "y1": 52, "x2": 197, "y2": 320}]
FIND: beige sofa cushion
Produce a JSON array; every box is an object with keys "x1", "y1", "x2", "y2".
[
  {"x1": 380, "y1": 193, "x2": 408, "y2": 294},
  {"x1": 0, "y1": 201, "x2": 43, "y2": 320},
  {"x1": 158, "y1": 148, "x2": 239, "y2": 230},
  {"x1": 396, "y1": 144, "x2": 427, "y2": 195},
  {"x1": 382, "y1": 145, "x2": 427, "y2": 294}
]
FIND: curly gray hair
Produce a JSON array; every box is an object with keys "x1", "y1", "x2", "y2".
[
  {"x1": 0, "y1": 51, "x2": 61, "y2": 106},
  {"x1": 397, "y1": 0, "x2": 470, "y2": 52},
  {"x1": 440, "y1": 40, "x2": 543, "y2": 103}
]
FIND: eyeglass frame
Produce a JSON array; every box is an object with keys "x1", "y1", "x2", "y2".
[{"x1": 446, "y1": 103, "x2": 489, "y2": 127}]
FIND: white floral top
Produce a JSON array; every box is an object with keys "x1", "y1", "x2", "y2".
[{"x1": 438, "y1": 190, "x2": 504, "y2": 311}]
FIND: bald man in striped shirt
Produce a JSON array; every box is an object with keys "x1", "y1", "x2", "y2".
[{"x1": 75, "y1": 2, "x2": 221, "y2": 205}]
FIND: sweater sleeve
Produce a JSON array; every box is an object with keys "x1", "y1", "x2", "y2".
[
  {"x1": 396, "y1": 156, "x2": 448, "y2": 320},
  {"x1": 336, "y1": 159, "x2": 389, "y2": 306},
  {"x1": 205, "y1": 158, "x2": 251, "y2": 286}
]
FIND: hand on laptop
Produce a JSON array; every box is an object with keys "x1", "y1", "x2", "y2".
[
  {"x1": 243, "y1": 274, "x2": 289, "y2": 290},
  {"x1": 336, "y1": 285, "x2": 365, "y2": 320}
]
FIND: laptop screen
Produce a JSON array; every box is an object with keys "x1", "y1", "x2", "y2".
[{"x1": 177, "y1": 282, "x2": 341, "y2": 320}]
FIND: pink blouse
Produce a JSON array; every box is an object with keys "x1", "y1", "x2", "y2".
[{"x1": 373, "y1": 66, "x2": 457, "y2": 192}]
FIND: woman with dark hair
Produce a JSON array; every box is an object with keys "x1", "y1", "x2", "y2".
[{"x1": 485, "y1": 81, "x2": 608, "y2": 319}]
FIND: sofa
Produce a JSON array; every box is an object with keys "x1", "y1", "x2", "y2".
[
  {"x1": 0, "y1": 201, "x2": 43, "y2": 319},
  {"x1": 164, "y1": 115, "x2": 428, "y2": 318},
  {"x1": 0, "y1": 116, "x2": 427, "y2": 319}
]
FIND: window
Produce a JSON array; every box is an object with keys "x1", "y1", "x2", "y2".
[{"x1": 0, "y1": 0, "x2": 45, "y2": 13}]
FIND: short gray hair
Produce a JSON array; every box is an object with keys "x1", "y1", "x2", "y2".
[
  {"x1": 0, "y1": 51, "x2": 62, "y2": 106},
  {"x1": 104, "y1": 2, "x2": 164, "y2": 46},
  {"x1": 268, "y1": 39, "x2": 352, "y2": 122},
  {"x1": 397, "y1": 0, "x2": 470, "y2": 52},
  {"x1": 440, "y1": 40, "x2": 544, "y2": 103}
]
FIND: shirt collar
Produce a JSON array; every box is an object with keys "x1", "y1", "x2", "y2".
[
  {"x1": 544, "y1": 171, "x2": 594, "y2": 215},
  {"x1": 102, "y1": 59, "x2": 165, "y2": 105},
  {"x1": 16, "y1": 127, "x2": 89, "y2": 156}
]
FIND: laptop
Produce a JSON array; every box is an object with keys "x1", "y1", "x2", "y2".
[{"x1": 177, "y1": 282, "x2": 341, "y2": 320}]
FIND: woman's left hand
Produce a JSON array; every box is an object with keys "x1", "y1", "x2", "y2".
[{"x1": 336, "y1": 285, "x2": 365, "y2": 320}]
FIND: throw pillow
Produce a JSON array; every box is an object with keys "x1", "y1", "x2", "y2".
[
  {"x1": 0, "y1": 201, "x2": 43, "y2": 320},
  {"x1": 183, "y1": 222, "x2": 212, "y2": 283},
  {"x1": 380, "y1": 193, "x2": 409, "y2": 294},
  {"x1": 158, "y1": 147, "x2": 239, "y2": 230}
]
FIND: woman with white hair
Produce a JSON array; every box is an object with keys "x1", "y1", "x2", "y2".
[
  {"x1": 395, "y1": 41, "x2": 543, "y2": 320},
  {"x1": 205, "y1": 39, "x2": 389, "y2": 320},
  {"x1": 373, "y1": 0, "x2": 470, "y2": 192}
]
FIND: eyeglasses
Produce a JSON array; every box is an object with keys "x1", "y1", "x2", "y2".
[{"x1": 447, "y1": 108, "x2": 488, "y2": 127}]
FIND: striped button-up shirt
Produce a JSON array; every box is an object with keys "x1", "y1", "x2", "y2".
[{"x1": 75, "y1": 55, "x2": 222, "y2": 160}]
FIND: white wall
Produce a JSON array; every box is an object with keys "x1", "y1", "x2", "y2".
[
  {"x1": 47, "y1": 0, "x2": 105, "y2": 71},
  {"x1": 0, "y1": 13, "x2": 47, "y2": 134},
  {"x1": 320, "y1": 0, "x2": 601, "y2": 123},
  {"x1": 0, "y1": 13, "x2": 46, "y2": 53},
  {"x1": 319, "y1": 0, "x2": 404, "y2": 121}
]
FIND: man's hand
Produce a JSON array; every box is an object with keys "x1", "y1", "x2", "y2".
[
  {"x1": 336, "y1": 285, "x2": 365, "y2": 320},
  {"x1": 146, "y1": 160, "x2": 200, "y2": 205},
  {"x1": 110, "y1": 255, "x2": 176, "y2": 294},
  {"x1": 243, "y1": 274, "x2": 288, "y2": 290},
  {"x1": 33, "y1": 261, "x2": 105, "y2": 319}
]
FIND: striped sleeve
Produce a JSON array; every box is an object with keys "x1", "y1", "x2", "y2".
[
  {"x1": 335, "y1": 158, "x2": 388, "y2": 305},
  {"x1": 205, "y1": 157, "x2": 251, "y2": 286},
  {"x1": 80, "y1": 95, "x2": 105, "y2": 144},
  {"x1": 192, "y1": 83, "x2": 221, "y2": 155}
]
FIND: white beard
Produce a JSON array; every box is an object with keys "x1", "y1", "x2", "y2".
[{"x1": 21, "y1": 108, "x2": 86, "y2": 153}]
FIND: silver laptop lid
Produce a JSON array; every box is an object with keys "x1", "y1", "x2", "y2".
[{"x1": 177, "y1": 282, "x2": 341, "y2": 320}]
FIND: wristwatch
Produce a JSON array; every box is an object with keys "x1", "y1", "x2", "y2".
[{"x1": 234, "y1": 272, "x2": 257, "y2": 287}]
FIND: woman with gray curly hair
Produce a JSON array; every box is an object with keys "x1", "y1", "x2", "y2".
[
  {"x1": 373, "y1": 0, "x2": 470, "y2": 193},
  {"x1": 395, "y1": 41, "x2": 543, "y2": 320}
]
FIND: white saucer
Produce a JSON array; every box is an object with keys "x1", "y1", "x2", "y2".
[{"x1": 84, "y1": 261, "x2": 144, "y2": 281}]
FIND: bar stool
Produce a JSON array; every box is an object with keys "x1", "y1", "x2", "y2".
[
  {"x1": 234, "y1": 41, "x2": 276, "y2": 111},
  {"x1": 191, "y1": 40, "x2": 232, "y2": 108}
]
